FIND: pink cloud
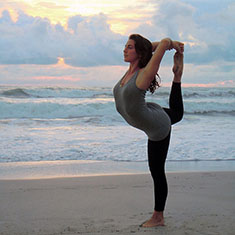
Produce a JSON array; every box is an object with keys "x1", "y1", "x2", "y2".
[{"x1": 32, "y1": 75, "x2": 81, "y2": 82}]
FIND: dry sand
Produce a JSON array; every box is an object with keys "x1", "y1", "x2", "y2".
[{"x1": 0, "y1": 171, "x2": 234, "y2": 235}]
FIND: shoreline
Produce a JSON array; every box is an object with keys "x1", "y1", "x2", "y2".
[
  {"x1": 0, "y1": 159, "x2": 235, "y2": 180},
  {"x1": 0, "y1": 171, "x2": 234, "y2": 235}
]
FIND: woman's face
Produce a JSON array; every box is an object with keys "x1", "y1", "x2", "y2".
[{"x1": 123, "y1": 39, "x2": 139, "y2": 63}]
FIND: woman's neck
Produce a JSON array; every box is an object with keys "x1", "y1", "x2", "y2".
[{"x1": 128, "y1": 62, "x2": 140, "y2": 75}]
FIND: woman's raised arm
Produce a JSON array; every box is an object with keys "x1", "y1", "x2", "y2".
[
  {"x1": 136, "y1": 38, "x2": 184, "y2": 90},
  {"x1": 151, "y1": 41, "x2": 160, "y2": 52}
]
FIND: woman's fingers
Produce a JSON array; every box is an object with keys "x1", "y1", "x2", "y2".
[
  {"x1": 173, "y1": 41, "x2": 184, "y2": 54},
  {"x1": 180, "y1": 42, "x2": 184, "y2": 53}
]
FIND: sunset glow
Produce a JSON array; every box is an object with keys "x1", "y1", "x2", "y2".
[
  {"x1": 1, "y1": 0, "x2": 155, "y2": 34},
  {"x1": 56, "y1": 57, "x2": 66, "y2": 67}
]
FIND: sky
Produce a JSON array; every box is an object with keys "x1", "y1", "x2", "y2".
[{"x1": 0, "y1": 0, "x2": 234, "y2": 87}]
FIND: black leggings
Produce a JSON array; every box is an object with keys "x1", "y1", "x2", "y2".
[{"x1": 148, "y1": 82, "x2": 184, "y2": 212}]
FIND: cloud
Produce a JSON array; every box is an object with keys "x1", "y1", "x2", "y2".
[
  {"x1": 0, "y1": 0, "x2": 234, "y2": 87},
  {"x1": 0, "y1": 10, "x2": 58, "y2": 64},
  {"x1": 132, "y1": 0, "x2": 235, "y2": 65},
  {"x1": 0, "y1": 62, "x2": 127, "y2": 87},
  {"x1": 0, "y1": 10, "x2": 125, "y2": 66},
  {"x1": 130, "y1": 1, "x2": 196, "y2": 40},
  {"x1": 1, "y1": 0, "x2": 234, "y2": 67},
  {"x1": 64, "y1": 13, "x2": 125, "y2": 67}
]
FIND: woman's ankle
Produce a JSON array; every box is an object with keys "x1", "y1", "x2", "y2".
[{"x1": 141, "y1": 211, "x2": 165, "y2": 227}]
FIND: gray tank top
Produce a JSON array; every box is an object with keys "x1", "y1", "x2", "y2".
[{"x1": 113, "y1": 71, "x2": 171, "y2": 141}]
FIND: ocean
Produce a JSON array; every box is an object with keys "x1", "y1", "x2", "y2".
[{"x1": 0, "y1": 85, "x2": 235, "y2": 178}]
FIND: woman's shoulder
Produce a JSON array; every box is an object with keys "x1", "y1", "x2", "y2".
[{"x1": 135, "y1": 67, "x2": 150, "y2": 90}]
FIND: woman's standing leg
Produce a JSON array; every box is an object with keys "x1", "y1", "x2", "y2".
[{"x1": 141, "y1": 132, "x2": 171, "y2": 227}]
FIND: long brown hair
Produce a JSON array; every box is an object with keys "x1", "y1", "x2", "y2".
[{"x1": 129, "y1": 34, "x2": 160, "y2": 93}]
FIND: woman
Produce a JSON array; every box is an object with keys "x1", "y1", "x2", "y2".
[{"x1": 113, "y1": 34, "x2": 184, "y2": 227}]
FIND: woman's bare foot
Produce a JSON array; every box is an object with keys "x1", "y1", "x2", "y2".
[
  {"x1": 172, "y1": 52, "x2": 184, "y2": 83},
  {"x1": 141, "y1": 211, "x2": 165, "y2": 228}
]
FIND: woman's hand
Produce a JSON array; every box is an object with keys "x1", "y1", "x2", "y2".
[
  {"x1": 152, "y1": 39, "x2": 184, "y2": 54},
  {"x1": 172, "y1": 41, "x2": 184, "y2": 54}
]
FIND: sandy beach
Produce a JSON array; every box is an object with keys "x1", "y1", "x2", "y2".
[{"x1": 0, "y1": 171, "x2": 234, "y2": 235}]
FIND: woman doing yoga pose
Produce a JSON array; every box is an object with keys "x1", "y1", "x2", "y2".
[{"x1": 113, "y1": 34, "x2": 184, "y2": 227}]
